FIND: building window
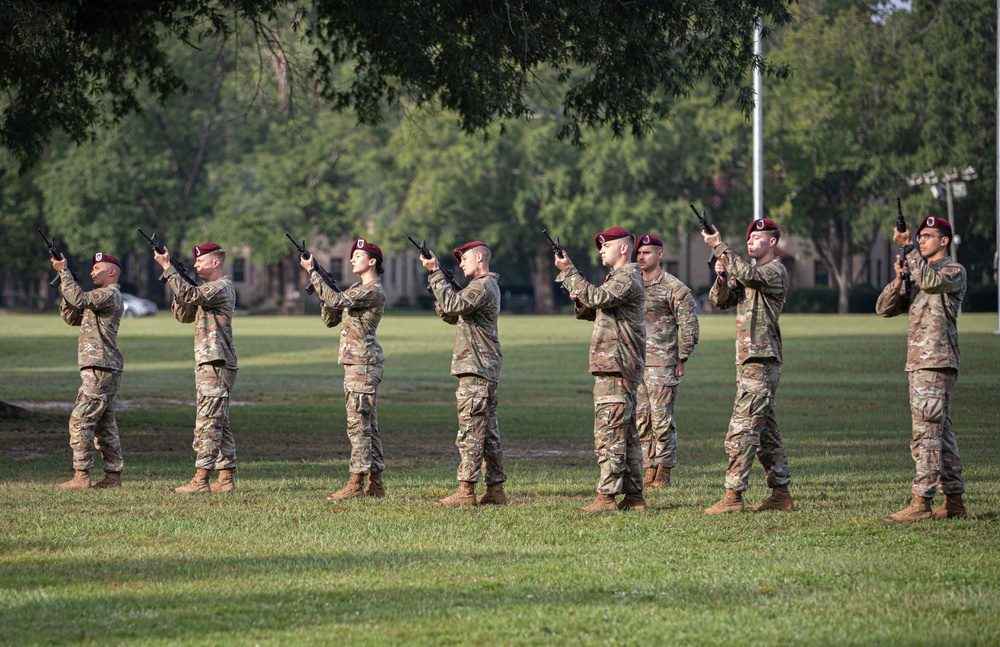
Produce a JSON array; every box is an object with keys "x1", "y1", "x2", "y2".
[
  {"x1": 232, "y1": 257, "x2": 246, "y2": 283},
  {"x1": 666, "y1": 260, "x2": 679, "y2": 276},
  {"x1": 330, "y1": 258, "x2": 343, "y2": 282},
  {"x1": 814, "y1": 261, "x2": 829, "y2": 286}
]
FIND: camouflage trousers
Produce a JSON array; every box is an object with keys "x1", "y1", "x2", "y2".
[
  {"x1": 592, "y1": 374, "x2": 644, "y2": 495},
  {"x1": 344, "y1": 363, "x2": 384, "y2": 474},
  {"x1": 192, "y1": 363, "x2": 237, "y2": 470},
  {"x1": 908, "y1": 368, "x2": 963, "y2": 497},
  {"x1": 723, "y1": 360, "x2": 790, "y2": 492},
  {"x1": 636, "y1": 365, "x2": 680, "y2": 469},
  {"x1": 68, "y1": 368, "x2": 123, "y2": 472},
  {"x1": 454, "y1": 375, "x2": 506, "y2": 484}
]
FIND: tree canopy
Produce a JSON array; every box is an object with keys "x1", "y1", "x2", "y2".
[{"x1": 1, "y1": 0, "x2": 792, "y2": 169}]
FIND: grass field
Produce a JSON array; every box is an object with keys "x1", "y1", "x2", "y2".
[{"x1": 1, "y1": 311, "x2": 999, "y2": 646}]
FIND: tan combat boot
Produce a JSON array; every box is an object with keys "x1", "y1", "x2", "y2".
[
  {"x1": 884, "y1": 495, "x2": 933, "y2": 522},
  {"x1": 434, "y1": 481, "x2": 477, "y2": 507},
  {"x1": 93, "y1": 471, "x2": 122, "y2": 489},
  {"x1": 751, "y1": 484, "x2": 794, "y2": 512},
  {"x1": 931, "y1": 493, "x2": 967, "y2": 519},
  {"x1": 326, "y1": 473, "x2": 365, "y2": 501},
  {"x1": 364, "y1": 471, "x2": 385, "y2": 498},
  {"x1": 617, "y1": 492, "x2": 648, "y2": 511},
  {"x1": 54, "y1": 469, "x2": 92, "y2": 491},
  {"x1": 642, "y1": 466, "x2": 657, "y2": 487},
  {"x1": 169, "y1": 468, "x2": 212, "y2": 494},
  {"x1": 577, "y1": 494, "x2": 618, "y2": 513},
  {"x1": 210, "y1": 469, "x2": 235, "y2": 493},
  {"x1": 702, "y1": 489, "x2": 744, "y2": 515},
  {"x1": 651, "y1": 467, "x2": 672, "y2": 488},
  {"x1": 477, "y1": 482, "x2": 507, "y2": 506}
]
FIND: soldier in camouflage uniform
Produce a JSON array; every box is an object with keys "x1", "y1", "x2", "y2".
[
  {"x1": 419, "y1": 241, "x2": 507, "y2": 506},
  {"x1": 299, "y1": 238, "x2": 387, "y2": 501},
  {"x1": 703, "y1": 218, "x2": 794, "y2": 514},
  {"x1": 555, "y1": 226, "x2": 647, "y2": 512},
  {"x1": 154, "y1": 242, "x2": 239, "y2": 494},
  {"x1": 877, "y1": 215, "x2": 968, "y2": 522},
  {"x1": 634, "y1": 234, "x2": 700, "y2": 489},
  {"x1": 51, "y1": 252, "x2": 125, "y2": 490}
]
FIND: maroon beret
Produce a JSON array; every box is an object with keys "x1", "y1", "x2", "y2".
[
  {"x1": 636, "y1": 234, "x2": 664, "y2": 248},
  {"x1": 91, "y1": 252, "x2": 122, "y2": 269},
  {"x1": 452, "y1": 240, "x2": 488, "y2": 262},
  {"x1": 192, "y1": 242, "x2": 222, "y2": 258},
  {"x1": 594, "y1": 226, "x2": 632, "y2": 249},
  {"x1": 353, "y1": 238, "x2": 383, "y2": 263},
  {"x1": 746, "y1": 218, "x2": 780, "y2": 240},
  {"x1": 917, "y1": 215, "x2": 952, "y2": 235}
]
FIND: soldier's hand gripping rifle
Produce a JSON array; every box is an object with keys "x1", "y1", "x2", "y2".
[
  {"x1": 37, "y1": 228, "x2": 79, "y2": 289},
  {"x1": 689, "y1": 202, "x2": 724, "y2": 273},
  {"x1": 895, "y1": 195, "x2": 913, "y2": 299},
  {"x1": 407, "y1": 235, "x2": 463, "y2": 292},
  {"x1": 285, "y1": 232, "x2": 341, "y2": 295},
  {"x1": 541, "y1": 227, "x2": 580, "y2": 305}
]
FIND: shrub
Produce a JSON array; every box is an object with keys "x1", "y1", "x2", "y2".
[{"x1": 785, "y1": 286, "x2": 838, "y2": 313}]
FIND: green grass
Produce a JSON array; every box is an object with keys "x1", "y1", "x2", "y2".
[{"x1": 2, "y1": 312, "x2": 999, "y2": 646}]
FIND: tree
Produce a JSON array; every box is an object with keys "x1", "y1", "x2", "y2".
[
  {"x1": 884, "y1": 0, "x2": 997, "y2": 282},
  {"x1": 766, "y1": 0, "x2": 906, "y2": 313},
  {"x1": 2, "y1": 0, "x2": 793, "y2": 170}
]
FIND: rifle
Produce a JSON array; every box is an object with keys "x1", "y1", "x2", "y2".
[
  {"x1": 895, "y1": 195, "x2": 912, "y2": 299},
  {"x1": 37, "y1": 228, "x2": 78, "y2": 289},
  {"x1": 688, "y1": 202, "x2": 718, "y2": 236},
  {"x1": 137, "y1": 228, "x2": 199, "y2": 286},
  {"x1": 541, "y1": 227, "x2": 582, "y2": 306},
  {"x1": 284, "y1": 232, "x2": 341, "y2": 295},
  {"x1": 407, "y1": 235, "x2": 463, "y2": 292}
]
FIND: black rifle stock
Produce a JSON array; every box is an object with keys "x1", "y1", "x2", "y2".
[
  {"x1": 284, "y1": 232, "x2": 341, "y2": 295},
  {"x1": 407, "y1": 235, "x2": 462, "y2": 292},
  {"x1": 37, "y1": 228, "x2": 78, "y2": 289},
  {"x1": 895, "y1": 195, "x2": 912, "y2": 298},
  {"x1": 137, "y1": 228, "x2": 199, "y2": 287}
]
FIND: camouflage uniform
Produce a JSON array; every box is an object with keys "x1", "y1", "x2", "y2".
[
  {"x1": 430, "y1": 270, "x2": 506, "y2": 485},
  {"x1": 709, "y1": 244, "x2": 791, "y2": 492},
  {"x1": 58, "y1": 269, "x2": 124, "y2": 473},
  {"x1": 876, "y1": 249, "x2": 966, "y2": 497},
  {"x1": 637, "y1": 269, "x2": 700, "y2": 470},
  {"x1": 165, "y1": 266, "x2": 238, "y2": 471},
  {"x1": 312, "y1": 274, "x2": 386, "y2": 475},
  {"x1": 557, "y1": 263, "x2": 646, "y2": 495}
]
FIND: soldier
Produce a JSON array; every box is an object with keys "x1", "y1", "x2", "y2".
[
  {"x1": 702, "y1": 218, "x2": 794, "y2": 514},
  {"x1": 555, "y1": 226, "x2": 646, "y2": 512},
  {"x1": 419, "y1": 241, "x2": 507, "y2": 506},
  {"x1": 51, "y1": 252, "x2": 125, "y2": 490},
  {"x1": 154, "y1": 242, "x2": 239, "y2": 494},
  {"x1": 299, "y1": 238, "x2": 387, "y2": 501},
  {"x1": 634, "y1": 234, "x2": 700, "y2": 489},
  {"x1": 876, "y1": 215, "x2": 968, "y2": 522}
]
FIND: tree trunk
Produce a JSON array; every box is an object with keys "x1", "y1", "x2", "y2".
[{"x1": 532, "y1": 244, "x2": 557, "y2": 314}]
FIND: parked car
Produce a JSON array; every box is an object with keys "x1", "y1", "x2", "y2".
[{"x1": 121, "y1": 293, "x2": 158, "y2": 317}]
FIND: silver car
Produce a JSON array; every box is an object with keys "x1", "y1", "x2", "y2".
[{"x1": 121, "y1": 293, "x2": 158, "y2": 317}]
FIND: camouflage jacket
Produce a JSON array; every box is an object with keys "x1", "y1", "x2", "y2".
[
  {"x1": 643, "y1": 269, "x2": 700, "y2": 367},
  {"x1": 875, "y1": 250, "x2": 965, "y2": 372},
  {"x1": 709, "y1": 243, "x2": 787, "y2": 365},
  {"x1": 557, "y1": 263, "x2": 646, "y2": 384},
  {"x1": 431, "y1": 270, "x2": 502, "y2": 381},
  {"x1": 166, "y1": 267, "x2": 238, "y2": 369},
  {"x1": 58, "y1": 271, "x2": 124, "y2": 371},
  {"x1": 312, "y1": 274, "x2": 385, "y2": 365}
]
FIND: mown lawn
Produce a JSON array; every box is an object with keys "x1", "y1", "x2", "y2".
[{"x1": 1, "y1": 311, "x2": 999, "y2": 646}]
